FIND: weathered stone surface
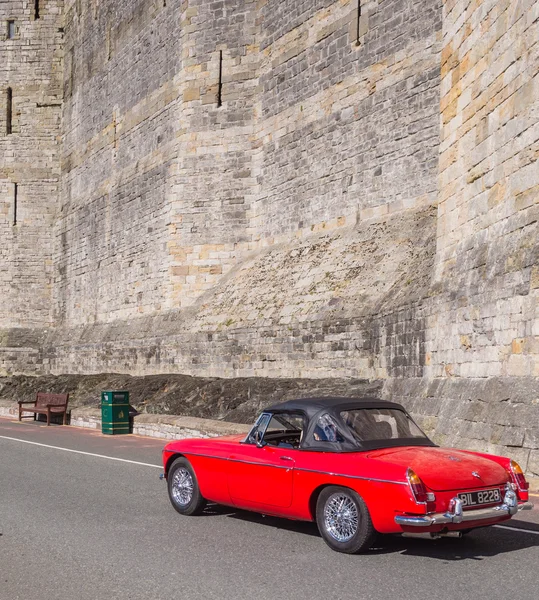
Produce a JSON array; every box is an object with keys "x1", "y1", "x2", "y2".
[
  {"x1": 0, "y1": 373, "x2": 382, "y2": 423},
  {"x1": 0, "y1": 0, "x2": 62, "y2": 329},
  {"x1": 386, "y1": 377, "x2": 539, "y2": 472},
  {"x1": 527, "y1": 450, "x2": 539, "y2": 479}
]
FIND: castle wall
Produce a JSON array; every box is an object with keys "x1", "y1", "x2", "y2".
[
  {"x1": 57, "y1": 0, "x2": 442, "y2": 320},
  {"x1": 57, "y1": 0, "x2": 261, "y2": 320},
  {"x1": 0, "y1": 0, "x2": 63, "y2": 330},
  {"x1": 389, "y1": 0, "x2": 539, "y2": 474},
  {"x1": 168, "y1": 0, "x2": 260, "y2": 306},
  {"x1": 252, "y1": 0, "x2": 442, "y2": 238},
  {"x1": 40, "y1": 205, "x2": 436, "y2": 378},
  {"x1": 432, "y1": 0, "x2": 539, "y2": 382},
  {"x1": 56, "y1": 0, "x2": 183, "y2": 326},
  {"x1": 43, "y1": 0, "x2": 442, "y2": 379},
  {"x1": 2, "y1": 0, "x2": 538, "y2": 473}
]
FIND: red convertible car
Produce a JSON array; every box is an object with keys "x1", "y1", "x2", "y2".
[{"x1": 161, "y1": 397, "x2": 533, "y2": 553}]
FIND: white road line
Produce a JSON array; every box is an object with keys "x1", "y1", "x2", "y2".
[
  {"x1": 494, "y1": 524, "x2": 539, "y2": 535},
  {"x1": 0, "y1": 435, "x2": 162, "y2": 469}
]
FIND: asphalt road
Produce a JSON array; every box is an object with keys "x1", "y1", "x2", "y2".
[{"x1": 1, "y1": 418, "x2": 539, "y2": 600}]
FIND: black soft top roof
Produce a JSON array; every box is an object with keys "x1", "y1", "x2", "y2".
[
  {"x1": 266, "y1": 396, "x2": 406, "y2": 420},
  {"x1": 261, "y1": 396, "x2": 434, "y2": 452}
]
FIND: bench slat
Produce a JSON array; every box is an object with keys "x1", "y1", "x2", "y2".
[{"x1": 36, "y1": 393, "x2": 69, "y2": 408}]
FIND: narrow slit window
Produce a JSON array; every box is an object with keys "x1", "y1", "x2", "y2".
[
  {"x1": 356, "y1": 1, "x2": 362, "y2": 45},
  {"x1": 12, "y1": 183, "x2": 18, "y2": 226},
  {"x1": 34, "y1": 0, "x2": 40, "y2": 20},
  {"x1": 217, "y1": 51, "x2": 223, "y2": 107},
  {"x1": 6, "y1": 87, "x2": 13, "y2": 135},
  {"x1": 7, "y1": 20, "x2": 16, "y2": 39},
  {"x1": 106, "y1": 24, "x2": 112, "y2": 61},
  {"x1": 69, "y1": 48, "x2": 75, "y2": 97}
]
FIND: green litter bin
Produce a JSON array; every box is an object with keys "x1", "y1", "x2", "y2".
[{"x1": 101, "y1": 391, "x2": 130, "y2": 435}]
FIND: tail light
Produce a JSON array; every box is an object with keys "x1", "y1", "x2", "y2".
[
  {"x1": 510, "y1": 460, "x2": 529, "y2": 491},
  {"x1": 406, "y1": 468, "x2": 435, "y2": 503}
]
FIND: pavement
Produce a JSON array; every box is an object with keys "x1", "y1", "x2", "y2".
[{"x1": 1, "y1": 417, "x2": 539, "y2": 600}]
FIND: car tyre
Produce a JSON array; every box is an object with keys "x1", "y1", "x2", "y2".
[
  {"x1": 316, "y1": 486, "x2": 376, "y2": 554},
  {"x1": 168, "y1": 457, "x2": 207, "y2": 516}
]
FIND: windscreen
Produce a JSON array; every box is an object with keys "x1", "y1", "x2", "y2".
[{"x1": 340, "y1": 408, "x2": 428, "y2": 442}]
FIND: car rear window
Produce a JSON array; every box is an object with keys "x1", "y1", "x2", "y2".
[{"x1": 340, "y1": 408, "x2": 428, "y2": 442}]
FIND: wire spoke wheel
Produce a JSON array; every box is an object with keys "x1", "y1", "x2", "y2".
[
  {"x1": 324, "y1": 493, "x2": 359, "y2": 543},
  {"x1": 316, "y1": 486, "x2": 375, "y2": 553},
  {"x1": 167, "y1": 457, "x2": 207, "y2": 516},
  {"x1": 171, "y1": 467, "x2": 194, "y2": 506}
]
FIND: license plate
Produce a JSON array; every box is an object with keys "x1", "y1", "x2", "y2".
[{"x1": 458, "y1": 488, "x2": 501, "y2": 507}]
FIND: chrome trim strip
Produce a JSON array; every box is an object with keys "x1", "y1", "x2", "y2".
[
  {"x1": 172, "y1": 451, "x2": 228, "y2": 461},
  {"x1": 295, "y1": 466, "x2": 407, "y2": 485},
  {"x1": 185, "y1": 452, "x2": 291, "y2": 470},
  {"x1": 176, "y1": 451, "x2": 407, "y2": 484}
]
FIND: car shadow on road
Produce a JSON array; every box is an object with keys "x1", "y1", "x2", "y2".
[
  {"x1": 204, "y1": 503, "x2": 321, "y2": 537},
  {"x1": 204, "y1": 504, "x2": 539, "y2": 559},
  {"x1": 373, "y1": 525, "x2": 539, "y2": 560}
]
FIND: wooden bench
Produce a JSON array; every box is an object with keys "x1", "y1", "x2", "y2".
[{"x1": 18, "y1": 392, "x2": 69, "y2": 426}]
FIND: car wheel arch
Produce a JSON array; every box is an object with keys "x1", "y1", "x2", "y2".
[
  {"x1": 165, "y1": 452, "x2": 186, "y2": 478},
  {"x1": 309, "y1": 483, "x2": 355, "y2": 521}
]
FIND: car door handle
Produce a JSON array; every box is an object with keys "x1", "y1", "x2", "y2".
[{"x1": 280, "y1": 456, "x2": 293, "y2": 462}]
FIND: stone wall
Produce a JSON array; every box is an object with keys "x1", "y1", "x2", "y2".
[
  {"x1": 2, "y1": 0, "x2": 539, "y2": 475},
  {"x1": 57, "y1": 0, "x2": 442, "y2": 321},
  {"x1": 57, "y1": 0, "x2": 183, "y2": 325},
  {"x1": 393, "y1": 0, "x2": 539, "y2": 477},
  {"x1": 37, "y1": 205, "x2": 436, "y2": 380},
  {"x1": 0, "y1": 1, "x2": 63, "y2": 328},
  {"x1": 26, "y1": 0, "x2": 443, "y2": 384},
  {"x1": 168, "y1": 0, "x2": 259, "y2": 306},
  {"x1": 253, "y1": 0, "x2": 441, "y2": 238},
  {"x1": 432, "y1": 0, "x2": 539, "y2": 382}
]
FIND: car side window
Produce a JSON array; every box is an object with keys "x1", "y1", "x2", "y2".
[
  {"x1": 340, "y1": 408, "x2": 426, "y2": 442},
  {"x1": 262, "y1": 413, "x2": 305, "y2": 449},
  {"x1": 312, "y1": 414, "x2": 345, "y2": 443},
  {"x1": 313, "y1": 414, "x2": 344, "y2": 442}
]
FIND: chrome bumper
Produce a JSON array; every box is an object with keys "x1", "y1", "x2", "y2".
[{"x1": 395, "y1": 486, "x2": 534, "y2": 528}]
